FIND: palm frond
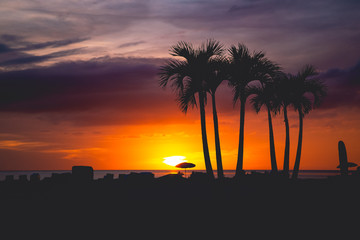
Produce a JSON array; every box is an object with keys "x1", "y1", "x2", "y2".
[
  {"x1": 229, "y1": 43, "x2": 250, "y2": 60},
  {"x1": 177, "y1": 83, "x2": 197, "y2": 113},
  {"x1": 248, "y1": 86, "x2": 264, "y2": 113},
  {"x1": 206, "y1": 56, "x2": 229, "y2": 94},
  {"x1": 299, "y1": 64, "x2": 318, "y2": 79},
  {"x1": 201, "y1": 39, "x2": 224, "y2": 57},
  {"x1": 252, "y1": 50, "x2": 265, "y2": 62},
  {"x1": 228, "y1": 43, "x2": 280, "y2": 105},
  {"x1": 296, "y1": 96, "x2": 312, "y2": 117},
  {"x1": 305, "y1": 79, "x2": 327, "y2": 107},
  {"x1": 280, "y1": 64, "x2": 328, "y2": 116},
  {"x1": 170, "y1": 41, "x2": 195, "y2": 60},
  {"x1": 160, "y1": 39, "x2": 232, "y2": 114},
  {"x1": 158, "y1": 59, "x2": 187, "y2": 89},
  {"x1": 232, "y1": 84, "x2": 241, "y2": 105}
]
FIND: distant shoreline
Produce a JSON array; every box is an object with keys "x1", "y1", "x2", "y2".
[
  {"x1": 0, "y1": 169, "x2": 340, "y2": 172},
  {"x1": 0, "y1": 169, "x2": 343, "y2": 181}
]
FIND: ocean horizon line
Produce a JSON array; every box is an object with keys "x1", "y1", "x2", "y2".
[
  {"x1": 0, "y1": 169, "x2": 340, "y2": 172},
  {"x1": 0, "y1": 169, "x2": 342, "y2": 181}
]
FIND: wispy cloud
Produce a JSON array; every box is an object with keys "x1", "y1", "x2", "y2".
[
  {"x1": 1, "y1": 0, "x2": 359, "y2": 71},
  {"x1": 0, "y1": 140, "x2": 48, "y2": 150},
  {"x1": 42, "y1": 147, "x2": 106, "y2": 160},
  {"x1": 0, "y1": 36, "x2": 90, "y2": 69},
  {"x1": 0, "y1": 47, "x2": 86, "y2": 67},
  {"x1": 19, "y1": 37, "x2": 90, "y2": 51},
  {"x1": 118, "y1": 41, "x2": 145, "y2": 49}
]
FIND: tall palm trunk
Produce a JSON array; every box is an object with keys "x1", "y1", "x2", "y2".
[
  {"x1": 267, "y1": 106, "x2": 278, "y2": 173},
  {"x1": 292, "y1": 111, "x2": 303, "y2": 179},
  {"x1": 211, "y1": 93, "x2": 224, "y2": 179},
  {"x1": 283, "y1": 106, "x2": 290, "y2": 177},
  {"x1": 199, "y1": 91, "x2": 214, "y2": 179},
  {"x1": 235, "y1": 95, "x2": 246, "y2": 177}
]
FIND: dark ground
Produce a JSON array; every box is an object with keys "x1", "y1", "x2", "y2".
[{"x1": 1, "y1": 172, "x2": 359, "y2": 238}]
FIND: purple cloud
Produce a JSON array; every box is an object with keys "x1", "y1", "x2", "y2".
[
  {"x1": 0, "y1": 47, "x2": 86, "y2": 67},
  {"x1": 118, "y1": 41, "x2": 146, "y2": 49},
  {"x1": 0, "y1": 37, "x2": 90, "y2": 68},
  {"x1": 319, "y1": 60, "x2": 360, "y2": 109},
  {"x1": 0, "y1": 57, "x2": 187, "y2": 126},
  {"x1": 0, "y1": 57, "x2": 164, "y2": 112}
]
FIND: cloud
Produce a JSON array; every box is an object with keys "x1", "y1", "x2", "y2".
[
  {"x1": 319, "y1": 60, "x2": 360, "y2": 109},
  {"x1": 0, "y1": 37, "x2": 90, "y2": 69},
  {"x1": 19, "y1": 37, "x2": 90, "y2": 51},
  {"x1": 0, "y1": 56, "x2": 186, "y2": 125},
  {"x1": 118, "y1": 41, "x2": 145, "y2": 49},
  {"x1": 0, "y1": 140, "x2": 48, "y2": 150},
  {"x1": 0, "y1": 47, "x2": 86, "y2": 67},
  {"x1": 0, "y1": 34, "x2": 24, "y2": 42},
  {"x1": 42, "y1": 147, "x2": 106, "y2": 160},
  {"x1": 1, "y1": 0, "x2": 360, "y2": 74},
  {"x1": 0, "y1": 43, "x2": 12, "y2": 54},
  {"x1": 0, "y1": 0, "x2": 151, "y2": 39},
  {"x1": 152, "y1": 0, "x2": 360, "y2": 72},
  {"x1": 0, "y1": 34, "x2": 89, "y2": 50},
  {"x1": 0, "y1": 55, "x2": 358, "y2": 126}
]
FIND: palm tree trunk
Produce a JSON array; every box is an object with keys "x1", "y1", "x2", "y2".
[
  {"x1": 211, "y1": 93, "x2": 224, "y2": 179},
  {"x1": 267, "y1": 106, "x2": 278, "y2": 173},
  {"x1": 235, "y1": 96, "x2": 246, "y2": 177},
  {"x1": 292, "y1": 111, "x2": 303, "y2": 179},
  {"x1": 283, "y1": 106, "x2": 290, "y2": 177},
  {"x1": 199, "y1": 91, "x2": 214, "y2": 179}
]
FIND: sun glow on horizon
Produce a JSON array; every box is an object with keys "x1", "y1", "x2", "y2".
[{"x1": 163, "y1": 156, "x2": 187, "y2": 167}]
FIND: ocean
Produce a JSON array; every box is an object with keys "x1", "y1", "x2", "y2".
[{"x1": 0, "y1": 169, "x2": 340, "y2": 181}]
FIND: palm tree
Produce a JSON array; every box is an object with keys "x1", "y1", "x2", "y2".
[
  {"x1": 249, "y1": 77, "x2": 280, "y2": 173},
  {"x1": 291, "y1": 65, "x2": 327, "y2": 179},
  {"x1": 228, "y1": 43, "x2": 272, "y2": 177},
  {"x1": 159, "y1": 40, "x2": 224, "y2": 179},
  {"x1": 273, "y1": 73, "x2": 293, "y2": 177},
  {"x1": 206, "y1": 57, "x2": 228, "y2": 179}
]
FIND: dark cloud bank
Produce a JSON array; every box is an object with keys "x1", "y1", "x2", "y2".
[
  {"x1": 319, "y1": 61, "x2": 360, "y2": 109},
  {"x1": 0, "y1": 57, "x2": 174, "y2": 127},
  {"x1": 0, "y1": 57, "x2": 358, "y2": 125}
]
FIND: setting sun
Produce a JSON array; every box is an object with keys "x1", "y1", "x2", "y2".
[{"x1": 163, "y1": 156, "x2": 187, "y2": 167}]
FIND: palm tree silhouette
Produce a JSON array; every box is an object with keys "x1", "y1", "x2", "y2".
[
  {"x1": 249, "y1": 64, "x2": 281, "y2": 174},
  {"x1": 291, "y1": 65, "x2": 327, "y2": 179},
  {"x1": 228, "y1": 43, "x2": 272, "y2": 177},
  {"x1": 273, "y1": 73, "x2": 293, "y2": 177},
  {"x1": 206, "y1": 57, "x2": 228, "y2": 179},
  {"x1": 159, "y1": 40, "x2": 224, "y2": 179}
]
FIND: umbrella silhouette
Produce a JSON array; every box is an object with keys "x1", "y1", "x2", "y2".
[
  {"x1": 175, "y1": 162, "x2": 195, "y2": 178},
  {"x1": 337, "y1": 162, "x2": 358, "y2": 168}
]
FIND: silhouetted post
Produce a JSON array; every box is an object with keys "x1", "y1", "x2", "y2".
[
  {"x1": 338, "y1": 141, "x2": 348, "y2": 176},
  {"x1": 19, "y1": 175, "x2": 28, "y2": 183},
  {"x1": 5, "y1": 175, "x2": 14, "y2": 182},
  {"x1": 30, "y1": 173, "x2": 40, "y2": 182},
  {"x1": 72, "y1": 166, "x2": 94, "y2": 183},
  {"x1": 104, "y1": 173, "x2": 114, "y2": 181}
]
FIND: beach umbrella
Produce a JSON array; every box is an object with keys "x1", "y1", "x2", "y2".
[
  {"x1": 337, "y1": 162, "x2": 358, "y2": 168},
  {"x1": 175, "y1": 162, "x2": 195, "y2": 178}
]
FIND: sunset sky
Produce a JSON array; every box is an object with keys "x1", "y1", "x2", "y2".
[{"x1": 0, "y1": 0, "x2": 359, "y2": 171}]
